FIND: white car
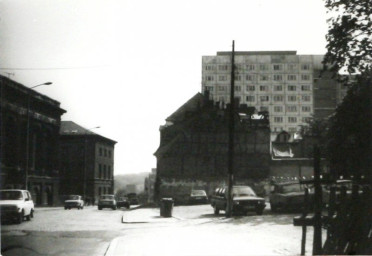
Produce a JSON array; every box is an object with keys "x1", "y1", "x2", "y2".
[
  {"x1": 0, "y1": 189, "x2": 35, "y2": 224},
  {"x1": 64, "y1": 195, "x2": 84, "y2": 210}
]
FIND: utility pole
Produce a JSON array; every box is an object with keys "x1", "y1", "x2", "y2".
[{"x1": 226, "y1": 40, "x2": 235, "y2": 217}]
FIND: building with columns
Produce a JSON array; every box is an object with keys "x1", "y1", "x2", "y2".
[
  {"x1": 201, "y1": 51, "x2": 348, "y2": 139},
  {"x1": 0, "y1": 75, "x2": 66, "y2": 206},
  {"x1": 59, "y1": 121, "x2": 117, "y2": 205}
]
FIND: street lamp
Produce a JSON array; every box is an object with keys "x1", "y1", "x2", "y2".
[
  {"x1": 83, "y1": 126, "x2": 100, "y2": 204},
  {"x1": 25, "y1": 82, "x2": 52, "y2": 190}
]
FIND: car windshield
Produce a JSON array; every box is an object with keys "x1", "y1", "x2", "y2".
[
  {"x1": 232, "y1": 187, "x2": 256, "y2": 197},
  {"x1": 101, "y1": 195, "x2": 114, "y2": 200},
  {"x1": 0, "y1": 191, "x2": 23, "y2": 200},
  {"x1": 191, "y1": 190, "x2": 206, "y2": 196},
  {"x1": 281, "y1": 184, "x2": 304, "y2": 193},
  {"x1": 67, "y1": 195, "x2": 80, "y2": 200}
]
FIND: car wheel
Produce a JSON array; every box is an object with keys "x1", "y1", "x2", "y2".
[
  {"x1": 256, "y1": 208, "x2": 263, "y2": 215},
  {"x1": 112, "y1": 206, "x2": 117, "y2": 210},
  {"x1": 64, "y1": 207, "x2": 67, "y2": 210},
  {"x1": 126, "y1": 205, "x2": 130, "y2": 209},
  {"x1": 30, "y1": 209, "x2": 34, "y2": 218},
  {"x1": 213, "y1": 205, "x2": 219, "y2": 215},
  {"x1": 16, "y1": 211, "x2": 24, "y2": 224},
  {"x1": 98, "y1": 207, "x2": 102, "y2": 210},
  {"x1": 26, "y1": 213, "x2": 31, "y2": 221}
]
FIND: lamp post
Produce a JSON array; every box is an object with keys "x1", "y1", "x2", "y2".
[
  {"x1": 25, "y1": 82, "x2": 52, "y2": 190},
  {"x1": 83, "y1": 126, "x2": 100, "y2": 203}
]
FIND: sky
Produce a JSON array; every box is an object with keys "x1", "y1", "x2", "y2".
[{"x1": 0, "y1": 0, "x2": 329, "y2": 175}]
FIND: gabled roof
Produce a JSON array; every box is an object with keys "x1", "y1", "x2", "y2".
[
  {"x1": 60, "y1": 121, "x2": 117, "y2": 144},
  {"x1": 166, "y1": 93, "x2": 204, "y2": 123}
]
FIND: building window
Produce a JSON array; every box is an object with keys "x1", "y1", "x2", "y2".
[
  {"x1": 260, "y1": 106, "x2": 268, "y2": 111},
  {"x1": 301, "y1": 85, "x2": 311, "y2": 91},
  {"x1": 246, "y1": 74, "x2": 254, "y2": 81},
  {"x1": 288, "y1": 95, "x2": 297, "y2": 102},
  {"x1": 288, "y1": 127, "x2": 297, "y2": 132},
  {"x1": 260, "y1": 85, "x2": 268, "y2": 91},
  {"x1": 287, "y1": 105, "x2": 297, "y2": 112},
  {"x1": 103, "y1": 165, "x2": 107, "y2": 179},
  {"x1": 205, "y1": 86, "x2": 214, "y2": 92},
  {"x1": 99, "y1": 164, "x2": 102, "y2": 178},
  {"x1": 288, "y1": 64, "x2": 298, "y2": 71},
  {"x1": 302, "y1": 106, "x2": 311, "y2": 112},
  {"x1": 288, "y1": 85, "x2": 297, "y2": 91},
  {"x1": 108, "y1": 166, "x2": 111, "y2": 179},
  {"x1": 259, "y1": 64, "x2": 269, "y2": 71},
  {"x1": 246, "y1": 85, "x2": 255, "y2": 91},
  {"x1": 219, "y1": 65, "x2": 228, "y2": 71},
  {"x1": 273, "y1": 74, "x2": 282, "y2": 81},
  {"x1": 273, "y1": 95, "x2": 283, "y2": 102},
  {"x1": 205, "y1": 65, "x2": 215, "y2": 71},
  {"x1": 302, "y1": 117, "x2": 311, "y2": 123},
  {"x1": 206, "y1": 76, "x2": 214, "y2": 81},
  {"x1": 219, "y1": 75, "x2": 227, "y2": 81},
  {"x1": 301, "y1": 64, "x2": 311, "y2": 70},
  {"x1": 273, "y1": 85, "x2": 283, "y2": 91},
  {"x1": 260, "y1": 75, "x2": 269, "y2": 81},
  {"x1": 273, "y1": 64, "x2": 283, "y2": 71},
  {"x1": 260, "y1": 96, "x2": 269, "y2": 102},
  {"x1": 218, "y1": 86, "x2": 226, "y2": 91},
  {"x1": 246, "y1": 64, "x2": 255, "y2": 70},
  {"x1": 288, "y1": 75, "x2": 297, "y2": 81},
  {"x1": 246, "y1": 96, "x2": 255, "y2": 102},
  {"x1": 99, "y1": 148, "x2": 102, "y2": 156},
  {"x1": 302, "y1": 95, "x2": 311, "y2": 102},
  {"x1": 274, "y1": 106, "x2": 283, "y2": 112},
  {"x1": 235, "y1": 86, "x2": 241, "y2": 92},
  {"x1": 301, "y1": 74, "x2": 310, "y2": 81},
  {"x1": 274, "y1": 117, "x2": 283, "y2": 123},
  {"x1": 235, "y1": 75, "x2": 242, "y2": 81},
  {"x1": 288, "y1": 117, "x2": 297, "y2": 123},
  {"x1": 104, "y1": 149, "x2": 107, "y2": 157}
]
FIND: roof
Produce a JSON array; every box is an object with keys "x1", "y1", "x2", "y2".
[
  {"x1": 60, "y1": 121, "x2": 117, "y2": 144},
  {"x1": 166, "y1": 93, "x2": 204, "y2": 123}
]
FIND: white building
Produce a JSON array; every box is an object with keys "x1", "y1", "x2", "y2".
[{"x1": 201, "y1": 51, "x2": 332, "y2": 138}]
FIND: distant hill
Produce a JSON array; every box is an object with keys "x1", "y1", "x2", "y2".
[{"x1": 114, "y1": 172, "x2": 150, "y2": 193}]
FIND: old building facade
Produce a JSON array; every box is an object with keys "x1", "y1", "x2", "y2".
[
  {"x1": 202, "y1": 51, "x2": 348, "y2": 138},
  {"x1": 154, "y1": 92, "x2": 271, "y2": 203},
  {"x1": 59, "y1": 121, "x2": 116, "y2": 204},
  {"x1": 0, "y1": 75, "x2": 66, "y2": 206}
]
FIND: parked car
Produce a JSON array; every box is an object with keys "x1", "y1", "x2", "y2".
[
  {"x1": 188, "y1": 190, "x2": 208, "y2": 205},
  {"x1": 322, "y1": 179, "x2": 353, "y2": 207},
  {"x1": 210, "y1": 185, "x2": 266, "y2": 215},
  {"x1": 64, "y1": 195, "x2": 84, "y2": 210},
  {"x1": 98, "y1": 194, "x2": 117, "y2": 210},
  {"x1": 117, "y1": 197, "x2": 130, "y2": 209},
  {"x1": 269, "y1": 182, "x2": 313, "y2": 212},
  {"x1": 126, "y1": 193, "x2": 139, "y2": 205},
  {"x1": 0, "y1": 189, "x2": 34, "y2": 224}
]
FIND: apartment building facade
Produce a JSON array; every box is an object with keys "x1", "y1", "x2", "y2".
[{"x1": 201, "y1": 51, "x2": 347, "y2": 137}]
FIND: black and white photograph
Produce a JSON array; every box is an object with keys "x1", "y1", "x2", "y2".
[{"x1": 0, "y1": 0, "x2": 371, "y2": 255}]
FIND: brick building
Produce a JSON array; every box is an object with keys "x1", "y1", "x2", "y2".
[
  {"x1": 154, "y1": 92, "x2": 271, "y2": 203},
  {"x1": 59, "y1": 121, "x2": 117, "y2": 204},
  {"x1": 0, "y1": 75, "x2": 66, "y2": 206}
]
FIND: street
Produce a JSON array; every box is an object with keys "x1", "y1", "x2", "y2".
[{"x1": 1, "y1": 204, "x2": 323, "y2": 256}]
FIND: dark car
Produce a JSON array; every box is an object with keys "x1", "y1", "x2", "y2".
[
  {"x1": 210, "y1": 185, "x2": 266, "y2": 215},
  {"x1": 322, "y1": 179, "x2": 355, "y2": 207},
  {"x1": 126, "y1": 193, "x2": 139, "y2": 205},
  {"x1": 117, "y1": 197, "x2": 130, "y2": 209},
  {"x1": 188, "y1": 190, "x2": 208, "y2": 205},
  {"x1": 98, "y1": 194, "x2": 117, "y2": 210},
  {"x1": 269, "y1": 182, "x2": 313, "y2": 212}
]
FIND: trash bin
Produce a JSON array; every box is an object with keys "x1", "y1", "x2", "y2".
[{"x1": 160, "y1": 198, "x2": 174, "y2": 217}]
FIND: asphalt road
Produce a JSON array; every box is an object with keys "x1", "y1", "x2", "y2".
[{"x1": 1, "y1": 204, "x2": 319, "y2": 256}]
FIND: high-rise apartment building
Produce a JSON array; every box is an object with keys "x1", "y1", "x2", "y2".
[{"x1": 201, "y1": 51, "x2": 347, "y2": 137}]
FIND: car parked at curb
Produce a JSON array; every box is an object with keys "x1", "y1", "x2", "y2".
[
  {"x1": 188, "y1": 190, "x2": 208, "y2": 205},
  {"x1": 269, "y1": 182, "x2": 313, "y2": 212},
  {"x1": 322, "y1": 179, "x2": 354, "y2": 207},
  {"x1": 210, "y1": 185, "x2": 266, "y2": 215},
  {"x1": 0, "y1": 189, "x2": 34, "y2": 224},
  {"x1": 98, "y1": 194, "x2": 117, "y2": 210},
  {"x1": 64, "y1": 195, "x2": 84, "y2": 210}
]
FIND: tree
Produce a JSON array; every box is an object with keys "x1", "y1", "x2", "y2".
[{"x1": 323, "y1": 0, "x2": 372, "y2": 75}]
